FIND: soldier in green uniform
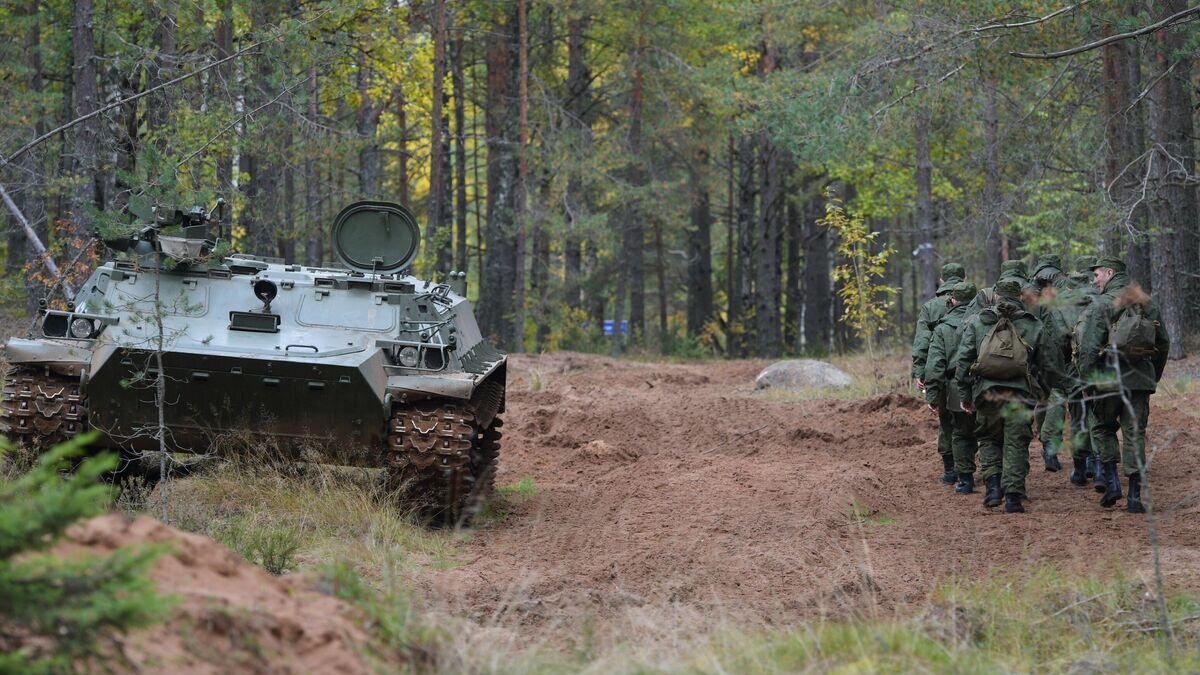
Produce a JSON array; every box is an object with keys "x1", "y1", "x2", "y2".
[
  {"x1": 1061, "y1": 255, "x2": 1100, "y2": 486},
  {"x1": 955, "y1": 279, "x2": 1058, "y2": 513},
  {"x1": 1076, "y1": 256, "x2": 1170, "y2": 513},
  {"x1": 924, "y1": 282, "x2": 979, "y2": 492},
  {"x1": 1032, "y1": 254, "x2": 1071, "y2": 472},
  {"x1": 968, "y1": 259, "x2": 1029, "y2": 312},
  {"x1": 911, "y1": 261, "x2": 966, "y2": 484}
]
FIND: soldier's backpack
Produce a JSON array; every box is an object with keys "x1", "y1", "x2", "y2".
[
  {"x1": 972, "y1": 314, "x2": 1031, "y2": 379},
  {"x1": 1110, "y1": 304, "x2": 1158, "y2": 359}
]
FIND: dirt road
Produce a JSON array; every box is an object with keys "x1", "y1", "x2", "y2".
[{"x1": 418, "y1": 352, "x2": 1200, "y2": 643}]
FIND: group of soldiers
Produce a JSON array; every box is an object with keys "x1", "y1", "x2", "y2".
[{"x1": 912, "y1": 254, "x2": 1170, "y2": 515}]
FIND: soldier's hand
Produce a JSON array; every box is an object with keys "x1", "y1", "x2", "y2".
[
  {"x1": 916, "y1": 378, "x2": 926, "y2": 390},
  {"x1": 927, "y1": 404, "x2": 938, "y2": 413},
  {"x1": 961, "y1": 402, "x2": 975, "y2": 414}
]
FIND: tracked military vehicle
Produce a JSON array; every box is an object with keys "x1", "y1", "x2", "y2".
[{"x1": 1, "y1": 200, "x2": 506, "y2": 523}]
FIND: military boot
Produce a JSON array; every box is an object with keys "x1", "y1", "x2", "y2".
[
  {"x1": 1068, "y1": 455, "x2": 1089, "y2": 487},
  {"x1": 1099, "y1": 461, "x2": 1123, "y2": 508},
  {"x1": 1090, "y1": 456, "x2": 1105, "y2": 492},
  {"x1": 1126, "y1": 473, "x2": 1146, "y2": 514},
  {"x1": 982, "y1": 476, "x2": 1003, "y2": 508},
  {"x1": 1004, "y1": 493, "x2": 1025, "y2": 513},
  {"x1": 954, "y1": 473, "x2": 975, "y2": 494},
  {"x1": 1042, "y1": 446, "x2": 1061, "y2": 472},
  {"x1": 941, "y1": 455, "x2": 956, "y2": 485}
]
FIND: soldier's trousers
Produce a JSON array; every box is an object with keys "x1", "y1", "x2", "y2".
[
  {"x1": 950, "y1": 410, "x2": 978, "y2": 475},
  {"x1": 1038, "y1": 387, "x2": 1067, "y2": 456},
  {"x1": 937, "y1": 406, "x2": 953, "y2": 460},
  {"x1": 976, "y1": 398, "x2": 1034, "y2": 497},
  {"x1": 1068, "y1": 395, "x2": 1091, "y2": 458},
  {"x1": 1089, "y1": 390, "x2": 1151, "y2": 477}
]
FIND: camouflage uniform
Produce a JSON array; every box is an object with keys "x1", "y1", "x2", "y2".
[
  {"x1": 1076, "y1": 257, "x2": 1170, "y2": 512},
  {"x1": 1059, "y1": 255, "x2": 1100, "y2": 486},
  {"x1": 955, "y1": 280, "x2": 1059, "y2": 512},
  {"x1": 911, "y1": 262, "x2": 965, "y2": 483},
  {"x1": 924, "y1": 282, "x2": 979, "y2": 492},
  {"x1": 1031, "y1": 254, "x2": 1072, "y2": 471},
  {"x1": 967, "y1": 259, "x2": 1029, "y2": 313}
]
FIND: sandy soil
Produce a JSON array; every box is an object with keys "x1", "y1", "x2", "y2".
[
  {"x1": 416, "y1": 352, "x2": 1200, "y2": 645},
  {"x1": 56, "y1": 515, "x2": 375, "y2": 674}
]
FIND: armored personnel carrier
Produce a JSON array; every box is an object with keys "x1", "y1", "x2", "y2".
[{"x1": 1, "y1": 200, "x2": 506, "y2": 523}]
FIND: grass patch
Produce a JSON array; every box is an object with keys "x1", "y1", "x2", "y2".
[
  {"x1": 497, "y1": 476, "x2": 537, "y2": 498},
  {"x1": 150, "y1": 459, "x2": 464, "y2": 581}
]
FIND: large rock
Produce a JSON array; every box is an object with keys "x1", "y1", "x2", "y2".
[{"x1": 755, "y1": 359, "x2": 854, "y2": 391}]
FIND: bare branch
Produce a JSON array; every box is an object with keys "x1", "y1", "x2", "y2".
[
  {"x1": 0, "y1": 180, "x2": 75, "y2": 299},
  {"x1": 973, "y1": 2, "x2": 1086, "y2": 33},
  {"x1": 1011, "y1": 5, "x2": 1200, "y2": 59}
]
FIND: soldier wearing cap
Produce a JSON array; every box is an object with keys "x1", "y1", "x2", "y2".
[
  {"x1": 924, "y1": 282, "x2": 979, "y2": 492},
  {"x1": 968, "y1": 258, "x2": 1030, "y2": 312},
  {"x1": 1031, "y1": 254, "x2": 1072, "y2": 473},
  {"x1": 1077, "y1": 256, "x2": 1170, "y2": 513},
  {"x1": 911, "y1": 261, "x2": 966, "y2": 484},
  {"x1": 955, "y1": 279, "x2": 1059, "y2": 513},
  {"x1": 1060, "y1": 255, "x2": 1102, "y2": 487}
]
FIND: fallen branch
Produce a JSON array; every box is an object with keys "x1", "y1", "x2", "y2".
[{"x1": 0, "y1": 180, "x2": 74, "y2": 300}]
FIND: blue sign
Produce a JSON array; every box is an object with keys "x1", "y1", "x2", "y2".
[{"x1": 602, "y1": 320, "x2": 628, "y2": 336}]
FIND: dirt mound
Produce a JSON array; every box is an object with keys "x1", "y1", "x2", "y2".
[
  {"x1": 416, "y1": 351, "x2": 1200, "y2": 646},
  {"x1": 848, "y1": 391, "x2": 925, "y2": 414},
  {"x1": 56, "y1": 515, "x2": 373, "y2": 674}
]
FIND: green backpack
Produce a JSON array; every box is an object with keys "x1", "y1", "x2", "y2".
[
  {"x1": 1110, "y1": 304, "x2": 1158, "y2": 359},
  {"x1": 972, "y1": 315, "x2": 1031, "y2": 379}
]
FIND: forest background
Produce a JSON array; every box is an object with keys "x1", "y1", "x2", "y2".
[{"x1": 1, "y1": 0, "x2": 1196, "y2": 361}]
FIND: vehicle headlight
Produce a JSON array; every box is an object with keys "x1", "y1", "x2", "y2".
[
  {"x1": 70, "y1": 317, "x2": 95, "y2": 339},
  {"x1": 398, "y1": 346, "x2": 419, "y2": 367}
]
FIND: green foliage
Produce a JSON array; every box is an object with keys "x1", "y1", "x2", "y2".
[
  {"x1": 322, "y1": 560, "x2": 443, "y2": 664},
  {"x1": 497, "y1": 476, "x2": 537, "y2": 498},
  {"x1": 820, "y1": 192, "x2": 897, "y2": 349},
  {"x1": 212, "y1": 519, "x2": 302, "y2": 576},
  {"x1": 0, "y1": 435, "x2": 168, "y2": 673}
]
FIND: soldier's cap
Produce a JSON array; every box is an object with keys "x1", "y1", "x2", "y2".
[
  {"x1": 999, "y1": 259, "x2": 1029, "y2": 279},
  {"x1": 994, "y1": 279, "x2": 1022, "y2": 299},
  {"x1": 940, "y1": 262, "x2": 965, "y2": 281},
  {"x1": 1089, "y1": 255, "x2": 1127, "y2": 273},
  {"x1": 1074, "y1": 255, "x2": 1097, "y2": 272},
  {"x1": 950, "y1": 281, "x2": 977, "y2": 303},
  {"x1": 1034, "y1": 254, "x2": 1063, "y2": 279}
]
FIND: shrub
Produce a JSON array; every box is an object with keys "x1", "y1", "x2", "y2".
[{"x1": 0, "y1": 434, "x2": 168, "y2": 673}]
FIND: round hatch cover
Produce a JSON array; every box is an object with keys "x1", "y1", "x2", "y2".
[{"x1": 331, "y1": 201, "x2": 421, "y2": 273}]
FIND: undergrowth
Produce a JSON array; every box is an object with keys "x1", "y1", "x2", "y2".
[
  {"x1": 148, "y1": 458, "x2": 463, "y2": 582},
  {"x1": 397, "y1": 566, "x2": 1200, "y2": 674}
]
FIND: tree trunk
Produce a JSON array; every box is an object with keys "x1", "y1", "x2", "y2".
[
  {"x1": 1149, "y1": 2, "x2": 1195, "y2": 358},
  {"x1": 304, "y1": 65, "x2": 323, "y2": 266},
  {"x1": 625, "y1": 8, "x2": 648, "y2": 346},
  {"x1": 356, "y1": 47, "x2": 379, "y2": 200},
  {"x1": 69, "y1": 0, "x2": 101, "y2": 241},
  {"x1": 981, "y1": 77, "x2": 1002, "y2": 284},
  {"x1": 480, "y1": 4, "x2": 518, "y2": 346},
  {"x1": 452, "y1": 28, "x2": 469, "y2": 274},
  {"x1": 915, "y1": 105, "x2": 935, "y2": 299},
  {"x1": 145, "y1": 1, "x2": 177, "y2": 132},
  {"x1": 686, "y1": 151, "x2": 714, "y2": 337},
  {"x1": 214, "y1": 0, "x2": 233, "y2": 198},
  {"x1": 429, "y1": 0, "x2": 452, "y2": 274},
  {"x1": 734, "y1": 134, "x2": 757, "y2": 357},
  {"x1": 784, "y1": 198, "x2": 802, "y2": 351},
  {"x1": 511, "y1": 0, "x2": 529, "y2": 352},
  {"x1": 395, "y1": 85, "x2": 409, "y2": 205},
  {"x1": 755, "y1": 130, "x2": 782, "y2": 357},
  {"x1": 803, "y1": 194, "x2": 831, "y2": 353},
  {"x1": 1123, "y1": 40, "x2": 1151, "y2": 287},
  {"x1": 563, "y1": 8, "x2": 591, "y2": 311}
]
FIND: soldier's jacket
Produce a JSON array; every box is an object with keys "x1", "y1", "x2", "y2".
[
  {"x1": 1048, "y1": 282, "x2": 1098, "y2": 393},
  {"x1": 924, "y1": 302, "x2": 969, "y2": 411},
  {"x1": 910, "y1": 278, "x2": 959, "y2": 379},
  {"x1": 954, "y1": 299, "x2": 1059, "y2": 404},
  {"x1": 1076, "y1": 272, "x2": 1169, "y2": 393}
]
